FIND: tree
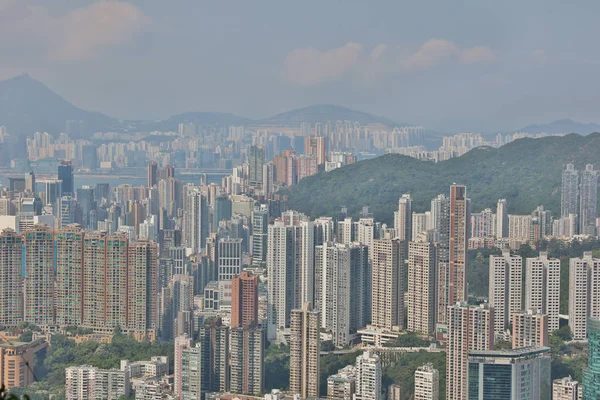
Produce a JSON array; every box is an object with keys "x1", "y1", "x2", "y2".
[{"x1": 0, "y1": 385, "x2": 30, "y2": 400}]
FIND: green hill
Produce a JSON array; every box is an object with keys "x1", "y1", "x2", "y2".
[{"x1": 284, "y1": 133, "x2": 600, "y2": 224}]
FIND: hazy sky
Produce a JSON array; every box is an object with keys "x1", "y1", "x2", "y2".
[{"x1": 2, "y1": 0, "x2": 600, "y2": 131}]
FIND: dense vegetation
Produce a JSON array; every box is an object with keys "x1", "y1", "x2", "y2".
[
  {"x1": 13, "y1": 329, "x2": 173, "y2": 399},
  {"x1": 284, "y1": 133, "x2": 600, "y2": 223}
]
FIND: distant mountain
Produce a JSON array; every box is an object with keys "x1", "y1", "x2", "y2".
[
  {"x1": 0, "y1": 74, "x2": 118, "y2": 136},
  {"x1": 518, "y1": 119, "x2": 600, "y2": 134},
  {"x1": 283, "y1": 133, "x2": 600, "y2": 224},
  {"x1": 259, "y1": 104, "x2": 405, "y2": 127},
  {"x1": 0, "y1": 76, "x2": 405, "y2": 136}
]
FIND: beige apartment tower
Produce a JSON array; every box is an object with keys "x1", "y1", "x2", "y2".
[
  {"x1": 407, "y1": 238, "x2": 437, "y2": 336},
  {"x1": 525, "y1": 252, "x2": 561, "y2": 332},
  {"x1": 0, "y1": 228, "x2": 23, "y2": 327},
  {"x1": 489, "y1": 250, "x2": 522, "y2": 335},
  {"x1": 371, "y1": 238, "x2": 404, "y2": 330},
  {"x1": 290, "y1": 303, "x2": 320, "y2": 399}
]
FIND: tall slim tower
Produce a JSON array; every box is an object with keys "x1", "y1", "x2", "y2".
[
  {"x1": 251, "y1": 204, "x2": 268, "y2": 266},
  {"x1": 446, "y1": 302, "x2": 494, "y2": 400},
  {"x1": 407, "y1": 238, "x2": 437, "y2": 336},
  {"x1": 127, "y1": 240, "x2": 158, "y2": 335},
  {"x1": 267, "y1": 212, "x2": 314, "y2": 339},
  {"x1": 561, "y1": 163, "x2": 579, "y2": 219},
  {"x1": 0, "y1": 228, "x2": 23, "y2": 327},
  {"x1": 443, "y1": 185, "x2": 469, "y2": 323},
  {"x1": 496, "y1": 199, "x2": 508, "y2": 239},
  {"x1": 569, "y1": 252, "x2": 600, "y2": 339},
  {"x1": 432, "y1": 194, "x2": 451, "y2": 325},
  {"x1": 290, "y1": 303, "x2": 320, "y2": 399},
  {"x1": 58, "y1": 160, "x2": 74, "y2": 195},
  {"x1": 525, "y1": 252, "x2": 561, "y2": 332},
  {"x1": 488, "y1": 250, "x2": 522, "y2": 334},
  {"x1": 55, "y1": 225, "x2": 84, "y2": 326},
  {"x1": 183, "y1": 188, "x2": 209, "y2": 253},
  {"x1": 230, "y1": 327, "x2": 264, "y2": 395},
  {"x1": 231, "y1": 271, "x2": 259, "y2": 329},
  {"x1": 584, "y1": 318, "x2": 600, "y2": 399},
  {"x1": 354, "y1": 351, "x2": 382, "y2": 400},
  {"x1": 371, "y1": 238, "x2": 404, "y2": 330},
  {"x1": 580, "y1": 164, "x2": 598, "y2": 235},
  {"x1": 148, "y1": 161, "x2": 158, "y2": 188},
  {"x1": 248, "y1": 146, "x2": 265, "y2": 187},
  {"x1": 198, "y1": 319, "x2": 230, "y2": 393},
  {"x1": 24, "y1": 224, "x2": 55, "y2": 325},
  {"x1": 394, "y1": 194, "x2": 412, "y2": 242}
]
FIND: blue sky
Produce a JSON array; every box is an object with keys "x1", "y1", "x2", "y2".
[{"x1": 1, "y1": 0, "x2": 600, "y2": 131}]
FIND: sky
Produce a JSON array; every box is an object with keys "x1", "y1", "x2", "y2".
[{"x1": 1, "y1": 0, "x2": 600, "y2": 131}]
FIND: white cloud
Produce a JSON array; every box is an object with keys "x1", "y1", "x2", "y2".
[
  {"x1": 284, "y1": 42, "x2": 363, "y2": 86},
  {"x1": 284, "y1": 39, "x2": 496, "y2": 86},
  {"x1": 0, "y1": 0, "x2": 149, "y2": 62}
]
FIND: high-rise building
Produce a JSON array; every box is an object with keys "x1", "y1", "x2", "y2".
[
  {"x1": 183, "y1": 188, "x2": 209, "y2": 253},
  {"x1": 148, "y1": 161, "x2": 158, "y2": 188},
  {"x1": 55, "y1": 225, "x2": 84, "y2": 326},
  {"x1": 174, "y1": 334, "x2": 192, "y2": 399},
  {"x1": 315, "y1": 242, "x2": 369, "y2": 347},
  {"x1": 431, "y1": 194, "x2": 451, "y2": 326},
  {"x1": 468, "y1": 346, "x2": 551, "y2": 400},
  {"x1": 496, "y1": 199, "x2": 509, "y2": 239},
  {"x1": 525, "y1": 252, "x2": 561, "y2": 332},
  {"x1": 512, "y1": 309, "x2": 548, "y2": 348},
  {"x1": 414, "y1": 363, "x2": 439, "y2": 400},
  {"x1": 199, "y1": 319, "x2": 230, "y2": 393},
  {"x1": 231, "y1": 271, "x2": 259, "y2": 329},
  {"x1": 371, "y1": 238, "x2": 404, "y2": 330},
  {"x1": 251, "y1": 204, "x2": 268, "y2": 266},
  {"x1": 337, "y1": 217, "x2": 354, "y2": 245},
  {"x1": 448, "y1": 185, "x2": 469, "y2": 309},
  {"x1": 489, "y1": 250, "x2": 522, "y2": 334},
  {"x1": 267, "y1": 212, "x2": 314, "y2": 339},
  {"x1": 354, "y1": 351, "x2": 382, "y2": 400},
  {"x1": 217, "y1": 238, "x2": 242, "y2": 281},
  {"x1": 394, "y1": 194, "x2": 412, "y2": 242},
  {"x1": 407, "y1": 238, "x2": 437, "y2": 336},
  {"x1": 446, "y1": 302, "x2": 494, "y2": 400},
  {"x1": 24, "y1": 224, "x2": 55, "y2": 325},
  {"x1": 0, "y1": 228, "x2": 23, "y2": 327},
  {"x1": 180, "y1": 343, "x2": 204, "y2": 400},
  {"x1": 249, "y1": 145, "x2": 265, "y2": 187},
  {"x1": 65, "y1": 365, "x2": 130, "y2": 400},
  {"x1": 562, "y1": 163, "x2": 579, "y2": 219},
  {"x1": 230, "y1": 327, "x2": 264, "y2": 395},
  {"x1": 553, "y1": 376, "x2": 580, "y2": 400},
  {"x1": 24, "y1": 171, "x2": 35, "y2": 194},
  {"x1": 569, "y1": 252, "x2": 600, "y2": 339},
  {"x1": 411, "y1": 212, "x2": 428, "y2": 239},
  {"x1": 58, "y1": 160, "x2": 74, "y2": 195},
  {"x1": 127, "y1": 240, "x2": 158, "y2": 334},
  {"x1": 0, "y1": 340, "x2": 48, "y2": 390},
  {"x1": 580, "y1": 164, "x2": 598, "y2": 235},
  {"x1": 584, "y1": 318, "x2": 600, "y2": 399},
  {"x1": 305, "y1": 136, "x2": 326, "y2": 165},
  {"x1": 290, "y1": 303, "x2": 320, "y2": 399}
]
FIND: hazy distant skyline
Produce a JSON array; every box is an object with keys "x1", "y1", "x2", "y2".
[{"x1": 2, "y1": 0, "x2": 600, "y2": 131}]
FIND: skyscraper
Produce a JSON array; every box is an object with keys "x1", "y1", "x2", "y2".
[
  {"x1": 371, "y1": 238, "x2": 404, "y2": 330},
  {"x1": 251, "y1": 204, "x2": 268, "y2": 266},
  {"x1": 446, "y1": 302, "x2": 494, "y2": 400},
  {"x1": 290, "y1": 303, "x2": 320, "y2": 399},
  {"x1": 316, "y1": 242, "x2": 369, "y2": 347},
  {"x1": 496, "y1": 199, "x2": 508, "y2": 239},
  {"x1": 468, "y1": 346, "x2": 551, "y2": 400},
  {"x1": 127, "y1": 240, "x2": 159, "y2": 335},
  {"x1": 180, "y1": 343, "x2": 204, "y2": 400},
  {"x1": 217, "y1": 238, "x2": 242, "y2": 281},
  {"x1": 24, "y1": 224, "x2": 55, "y2": 325},
  {"x1": 248, "y1": 145, "x2": 265, "y2": 187},
  {"x1": 58, "y1": 160, "x2": 74, "y2": 196},
  {"x1": 305, "y1": 136, "x2": 326, "y2": 165},
  {"x1": 431, "y1": 193, "x2": 451, "y2": 326},
  {"x1": 414, "y1": 363, "x2": 439, "y2": 400},
  {"x1": 148, "y1": 161, "x2": 158, "y2": 188},
  {"x1": 489, "y1": 250, "x2": 522, "y2": 334},
  {"x1": 354, "y1": 351, "x2": 382, "y2": 400},
  {"x1": 174, "y1": 334, "x2": 192, "y2": 399},
  {"x1": 561, "y1": 163, "x2": 579, "y2": 219},
  {"x1": 584, "y1": 318, "x2": 600, "y2": 399},
  {"x1": 569, "y1": 252, "x2": 600, "y2": 339},
  {"x1": 230, "y1": 327, "x2": 264, "y2": 395},
  {"x1": 55, "y1": 225, "x2": 84, "y2": 326},
  {"x1": 0, "y1": 228, "x2": 23, "y2": 327},
  {"x1": 394, "y1": 194, "x2": 412, "y2": 242},
  {"x1": 448, "y1": 185, "x2": 469, "y2": 310},
  {"x1": 231, "y1": 271, "x2": 259, "y2": 329},
  {"x1": 183, "y1": 188, "x2": 209, "y2": 253},
  {"x1": 525, "y1": 252, "x2": 561, "y2": 332},
  {"x1": 198, "y1": 319, "x2": 230, "y2": 394},
  {"x1": 407, "y1": 238, "x2": 437, "y2": 336},
  {"x1": 267, "y1": 212, "x2": 314, "y2": 339},
  {"x1": 580, "y1": 164, "x2": 598, "y2": 235}
]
